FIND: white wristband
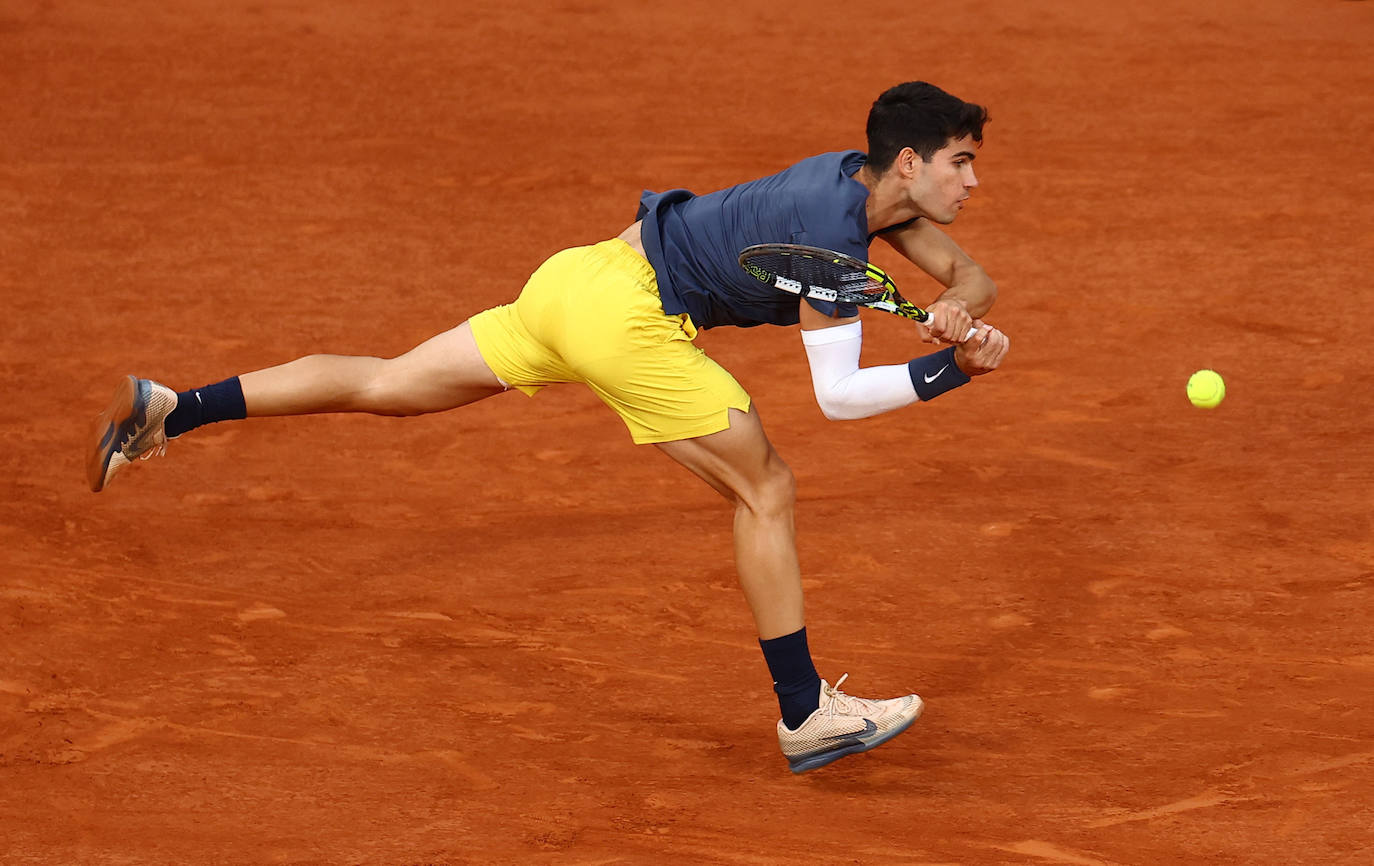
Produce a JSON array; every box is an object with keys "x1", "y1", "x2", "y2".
[{"x1": 801, "y1": 321, "x2": 919, "y2": 420}]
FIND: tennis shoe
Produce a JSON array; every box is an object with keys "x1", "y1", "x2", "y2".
[
  {"x1": 87, "y1": 375, "x2": 179, "y2": 492},
  {"x1": 777, "y1": 673, "x2": 924, "y2": 774}
]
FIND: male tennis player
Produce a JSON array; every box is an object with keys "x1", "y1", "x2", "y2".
[{"x1": 88, "y1": 81, "x2": 1009, "y2": 774}]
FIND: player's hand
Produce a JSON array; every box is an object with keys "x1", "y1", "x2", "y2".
[
  {"x1": 952, "y1": 322, "x2": 1009, "y2": 376},
  {"x1": 918, "y1": 299, "x2": 975, "y2": 344}
]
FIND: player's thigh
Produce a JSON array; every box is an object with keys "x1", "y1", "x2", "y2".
[
  {"x1": 378, "y1": 320, "x2": 506, "y2": 411},
  {"x1": 656, "y1": 406, "x2": 795, "y2": 510}
]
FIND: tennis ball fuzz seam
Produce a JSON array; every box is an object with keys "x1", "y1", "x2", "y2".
[{"x1": 1187, "y1": 369, "x2": 1225, "y2": 409}]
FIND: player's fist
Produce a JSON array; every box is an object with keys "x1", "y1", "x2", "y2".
[
  {"x1": 952, "y1": 323, "x2": 1009, "y2": 376},
  {"x1": 920, "y1": 299, "x2": 974, "y2": 344}
]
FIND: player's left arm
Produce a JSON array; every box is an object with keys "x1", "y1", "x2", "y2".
[{"x1": 880, "y1": 219, "x2": 997, "y2": 344}]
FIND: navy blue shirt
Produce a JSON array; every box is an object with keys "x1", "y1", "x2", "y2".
[{"x1": 637, "y1": 151, "x2": 870, "y2": 329}]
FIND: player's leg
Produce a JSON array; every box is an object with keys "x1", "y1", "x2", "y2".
[
  {"x1": 87, "y1": 321, "x2": 506, "y2": 491},
  {"x1": 655, "y1": 407, "x2": 802, "y2": 641},
  {"x1": 238, "y1": 321, "x2": 505, "y2": 417},
  {"x1": 656, "y1": 409, "x2": 925, "y2": 774}
]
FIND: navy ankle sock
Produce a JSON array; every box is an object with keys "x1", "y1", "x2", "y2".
[
  {"x1": 164, "y1": 377, "x2": 247, "y2": 439},
  {"x1": 759, "y1": 627, "x2": 823, "y2": 730}
]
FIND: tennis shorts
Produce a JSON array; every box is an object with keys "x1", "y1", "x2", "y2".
[{"x1": 468, "y1": 239, "x2": 752, "y2": 444}]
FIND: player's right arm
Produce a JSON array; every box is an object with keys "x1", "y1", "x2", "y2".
[{"x1": 797, "y1": 300, "x2": 1008, "y2": 420}]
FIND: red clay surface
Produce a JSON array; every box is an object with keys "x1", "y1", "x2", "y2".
[{"x1": 3, "y1": 1, "x2": 1373, "y2": 863}]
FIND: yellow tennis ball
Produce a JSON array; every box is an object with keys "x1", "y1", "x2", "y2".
[{"x1": 1187, "y1": 369, "x2": 1226, "y2": 409}]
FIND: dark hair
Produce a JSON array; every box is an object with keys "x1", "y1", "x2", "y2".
[{"x1": 865, "y1": 81, "x2": 988, "y2": 172}]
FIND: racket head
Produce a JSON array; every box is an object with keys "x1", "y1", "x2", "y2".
[
  {"x1": 739, "y1": 243, "x2": 893, "y2": 299},
  {"x1": 739, "y1": 243, "x2": 932, "y2": 323}
]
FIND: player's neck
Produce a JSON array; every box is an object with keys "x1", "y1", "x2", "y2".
[{"x1": 857, "y1": 164, "x2": 923, "y2": 233}]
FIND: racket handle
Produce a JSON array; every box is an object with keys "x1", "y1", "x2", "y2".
[{"x1": 919, "y1": 311, "x2": 979, "y2": 342}]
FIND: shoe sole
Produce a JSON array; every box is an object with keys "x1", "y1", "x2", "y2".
[
  {"x1": 86, "y1": 375, "x2": 140, "y2": 492},
  {"x1": 786, "y1": 697, "x2": 925, "y2": 774}
]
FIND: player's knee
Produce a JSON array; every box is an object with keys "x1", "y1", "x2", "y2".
[
  {"x1": 742, "y1": 456, "x2": 796, "y2": 519},
  {"x1": 360, "y1": 357, "x2": 430, "y2": 416}
]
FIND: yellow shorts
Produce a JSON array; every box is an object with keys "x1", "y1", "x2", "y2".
[{"x1": 468, "y1": 239, "x2": 752, "y2": 444}]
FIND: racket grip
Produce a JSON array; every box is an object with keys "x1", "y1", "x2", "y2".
[
  {"x1": 920, "y1": 310, "x2": 979, "y2": 342},
  {"x1": 936, "y1": 323, "x2": 980, "y2": 341}
]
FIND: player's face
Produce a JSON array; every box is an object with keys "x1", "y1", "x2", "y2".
[{"x1": 907, "y1": 135, "x2": 980, "y2": 224}]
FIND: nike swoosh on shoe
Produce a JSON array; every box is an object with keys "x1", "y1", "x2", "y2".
[{"x1": 821, "y1": 718, "x2": 878, "y2": 743}]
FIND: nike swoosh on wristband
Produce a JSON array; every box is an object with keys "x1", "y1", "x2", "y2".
[{"x1": 923, "y1": 365, "x2": 948, "y2": 384}]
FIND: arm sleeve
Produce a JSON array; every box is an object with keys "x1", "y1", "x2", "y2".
[{"x1": 800, "y1": 321, "x2": 919, "y2": 420}]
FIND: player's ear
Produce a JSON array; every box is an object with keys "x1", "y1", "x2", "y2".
[{"x1": 897, "y1": 146, "x2": 920, "y2": 178}]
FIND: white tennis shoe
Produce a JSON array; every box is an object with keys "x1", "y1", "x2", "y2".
[
  {"x1": 87, "y1": 376, "x2": 178, "y2": 492},
  {"x1": 777, "y1": 674, "x2": 924, "y2": 773}
]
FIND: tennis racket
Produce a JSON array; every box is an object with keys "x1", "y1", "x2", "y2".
[{"x1": 739, "y1": 243, "x2": 977, "y2": 339}]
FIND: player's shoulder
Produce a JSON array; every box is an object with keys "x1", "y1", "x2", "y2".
[
  {"x1": 784, "y1": 151, "x2": 870, "y2": 253},
  {"x1": 784, "y1": 149, "x2": 867, "y2": 176},
  {"x1": 748, "y1": 151, "x2": 866, "y2": 201}
]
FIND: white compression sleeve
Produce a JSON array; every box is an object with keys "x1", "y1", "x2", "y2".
[{"x1": 800, "y1": 321, "x2": 919, "y2": 420}]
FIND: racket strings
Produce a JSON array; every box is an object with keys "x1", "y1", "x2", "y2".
[{"x1": 749, "y1": 253, "x2": 888, "y2": 300}]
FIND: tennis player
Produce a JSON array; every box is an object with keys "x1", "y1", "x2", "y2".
[{"x1": 88, "y1": 81, "x2": 1010, "y2": 774}]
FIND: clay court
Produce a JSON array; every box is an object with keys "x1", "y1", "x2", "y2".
[{"x1": 3, "y1": 0, "x2": 1372, "y2": 863}]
